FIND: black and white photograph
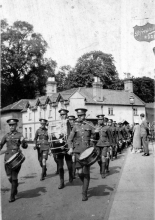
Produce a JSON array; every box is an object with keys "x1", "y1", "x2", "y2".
[{"x1": 0, "y1": 0, "x2": 155, "y2": 219}]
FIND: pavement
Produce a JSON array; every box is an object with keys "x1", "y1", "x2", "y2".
[{"x1": 106, "y1": 142, "x2": 155, "y2": 220}]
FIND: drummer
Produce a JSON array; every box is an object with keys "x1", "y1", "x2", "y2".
[
  {"x1": 95, "y1": 115, "x2": 112, "y2": 178},
  {"x1": 68, "y1": 108, "x2": 95, "y2": 201},
  {"x1": 56, "y1": 109, "x2": 73, "y2": 189},
  {"x1": 34, "y1": 119, "x2": 50, "y2": 181},
  {"x1": 0, "y1": 118, "x2": 28, "y2": 202}
]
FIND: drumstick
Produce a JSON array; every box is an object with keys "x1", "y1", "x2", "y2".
[
  {"x1": 0, "y1": 150, "x2": 7, "y2": 155},
  {"x1": 51, "y1": 144, "x2": 68, "y2": 149}
]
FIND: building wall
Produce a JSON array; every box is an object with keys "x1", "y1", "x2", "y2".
[
  {"x1": 146, "y1": 108, "x2": 155, "y2": 124},
  {"x1": 21, "y1": 91, "x2": 146, "y2": 140}
]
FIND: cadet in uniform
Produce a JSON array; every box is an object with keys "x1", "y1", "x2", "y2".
[
  {"x1": 108, "y1": 119, "x2": 117, "y2": 160},
  {"x1": 0, "y1": 119, "x2": 28, "y2": 202},
  {"x1": 95, "y1": 115, "x2": 112, "y2": 178},
  {"x1": 116, "y1": 122, "x2": 124, "y2": 153},
  {"x1": 68, "y1": 115, "x2": 76, "y2": 179},
  {"x1": 68, "y1": 108, "x2": 95, "y2": 201},
  {"x1": 34, "y1": 119, "x2": 50, "y2": 181},
  {"x1": 56, "y1": 109, "x2": 73, "y2": 189}
]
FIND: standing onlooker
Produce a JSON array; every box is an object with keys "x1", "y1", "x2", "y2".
[
  {"x1": 140, "y1": 113, "x2": 149, "y2": 156},
  {"x1": 132, "y1": 123, "x2": 141, "y2": 153}
]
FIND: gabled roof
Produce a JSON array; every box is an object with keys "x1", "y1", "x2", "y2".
[
  {"x1": 47, "y1": 93, "x2": 59, "y2": 104},
  {"x1": 69, "y1": 87, "x2": 145, "y2": 106},
  {"x1": 1, "y1": 99, "x2": 30, "y2": 113}
]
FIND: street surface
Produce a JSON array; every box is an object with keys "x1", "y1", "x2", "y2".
[{"x1": 0, "y1": 145, "x2": 127, "y2": 220}]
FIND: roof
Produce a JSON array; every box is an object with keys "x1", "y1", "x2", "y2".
[
  {"x1": 78, "y1": 88, "x2": 145, "y2": 106},
  {"x1": 145, "y1": 102, "x2": 155, "y2": 108},
  {"x1": 48, "y1": 93, "x2": 59, "y2": 103},
  {"x1": 1, "y1": 99, "x2": 30, "y2": 113}
]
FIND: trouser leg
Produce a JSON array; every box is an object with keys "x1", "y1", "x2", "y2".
[
  {"x1": 72, "y1": 154, "x2": 76, "y2": 178},
  {"x1": 142, "y1": 135, "x2": 149, "y2": 154},
  {"x1": 65, "y1": 154, "x2": 73, "y2": 183},
  {"x1": 57, "y1": 155, "x2": 65, "y2": 189},
  {"x1": 98, "y1": 161, "x2": 102, "y2": 174},
  {"x1": 105, "y1": 158, "x2": 110, "y2": 173},
  {"x1": 37, "y1": 148, "x2": 42, "y2": 167},
  {"x1": 53, "y1": 155, "x2": 59, "y2": 174}
]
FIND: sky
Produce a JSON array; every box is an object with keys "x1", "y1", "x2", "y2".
[{"x1": 1, "y1": 0, "x2": 155, "y2": 79}]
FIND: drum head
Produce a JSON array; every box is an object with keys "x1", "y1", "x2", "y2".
[
  {"x1": 6, "y1": 152, "x2": 19, "y2": 163},
  {"x1": 79, "y1": 147, "x2": 94, "y2": 160}
]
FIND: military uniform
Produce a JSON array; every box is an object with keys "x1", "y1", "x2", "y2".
[
  {"x1": 110, "y1": 119, "x2": 117, "y2": 160},
  {"x1": 34, "y1": 119, "x2": 50, "y2": 180},
  {"x1": 56, "y1": 109, "x2": 73, "y2": 189},
  {"x1": 68, "y1": 108, "x2": 95, "y2": 201},
  {"x1": 116, "y1": 123, "x2": 124, "y2": 153},
  {"x1": 95, "y1": 116, "x2": 112, "y2": 178},
  {"x1": 0, "y1": 119, "x2": 28, "y2": 202},
  {"x1": 140, "y1": 114, "x2": 149, "y2": 156}
]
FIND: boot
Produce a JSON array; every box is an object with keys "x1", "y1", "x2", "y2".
[
  {"x1": 44, "y1": 166, "x2": 47, "y2": 177},
  {"x1": 72, "y1": 163, "x2": 76, "y2": 179},
  {"x1": 54, "y1": 164, "x2": 59, "y2": 175},
  {"x1": 9, "y1": 181, "x2": 17, "y2": 202},
  {"x1": 40, "y1": 166, "x2": 46, "y2": 181},
  {"x1": 101, "y1": 162, "x2": 106, "y2": 179},
  {"x1": 58, "y1": 168, "x2": 64, "y2": 189},
  {"x1": 106, "y1": 158, "x2": 110, "y2": 173},
  {"x1": 69, "y1": 168, "x2": 73, "y2": 183},
  {"x1": 98, "y1": 161, "x2": 102, "y2": 174},
  {"x1": 78, "y1": 173, "x2": 84, "y2": 183},
  {"x1": 14, "y1": 179, "x2": 18, "y2": 195},
  {"x1": 82, "y1": 174, "x2": 90, "y2": 201}
]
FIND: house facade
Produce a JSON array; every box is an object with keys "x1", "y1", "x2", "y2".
[{"x1": 22, "y1": 76, "x2": 146, "y2": 141}]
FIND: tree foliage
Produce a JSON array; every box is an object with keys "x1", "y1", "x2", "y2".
[
  {"x1": 1, "y1": 19, "x2": 57, "y2": 107},
  {"x1": 133, "y1": 77, "x2": 154, "y2": 103},
  {"x1": 63, "y1": 51, "x2": 119, "y2": 89}
]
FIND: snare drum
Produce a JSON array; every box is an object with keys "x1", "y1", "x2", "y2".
[
  {"x1": 78, "y1": 147, "x2": 100, "y2": 166},
  {"x1": 5, "y1": 151, "x2": 25, "y2": 170},
  {"x1": 51, "y1": 145, "x2": 69, "y2": 155}
]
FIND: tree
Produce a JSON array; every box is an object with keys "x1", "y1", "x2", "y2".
[
  {"x1": 64, "y1": 51, "x2": 119, "y2": 89},
  {"x1": 133, "y1": 77, "x2": 155, "y2": 103},
  {"x1": 1, "y1": 19, "x2": 57, "y2": 107}
]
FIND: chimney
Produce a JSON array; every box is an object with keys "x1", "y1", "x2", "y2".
[
  {"x1": 124, "y1": 73, "x2": 133, "y2": 93},
  {"x1": 93, "y1": 77, "x2": 103, "y2": 102},
  {"x1": 46, "y1": 77, "x2": 57, "y2": 96},
  {"x1": 35, "y1": 90, "x2": 40, "y2": 98}
]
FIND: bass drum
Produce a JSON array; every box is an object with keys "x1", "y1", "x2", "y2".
[{"x1": 78, "y1": 147, "x2": 100, "y2": 166}]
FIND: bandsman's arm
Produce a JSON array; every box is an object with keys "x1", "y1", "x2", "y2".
[
  {"x1": 20, "y1": 135, "x2": 28, "y2": 149},
  {"x1": 107, "y1": 128, "x2": 113, "y2": 145},
  {"x1": 67, "y1": 126, "x2": 76, "y2": 149},
  {"x1": 34, "y1": 130, "x2": 39, "y2": 149},
  {"x1": 0, "y1": 135, "x2": 7, "y2": 150}
]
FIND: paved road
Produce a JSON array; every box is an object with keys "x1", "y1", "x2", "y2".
[{"x1": 0, "y1": 145, "x2": 127, "y2": 220}]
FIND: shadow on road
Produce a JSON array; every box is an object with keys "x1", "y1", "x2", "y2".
[
  {"x1": 45, "y1": 173, "x2": 58, "y2": 179},
  {"x1": 107, "y1": 166, "x2": 121, "y2": 176},
  {"x1": 21, "y1": 174, "x2": 37, "y2": 179},
  {"x1": 88, "y1": 185, "x2": 114, "y2": 198},
  {"x1": 17, "y1": 187, "x2": 47, "y2": 199},
  {"x1": 1, "y1": 188, "x2": 10, "y2": 193}
]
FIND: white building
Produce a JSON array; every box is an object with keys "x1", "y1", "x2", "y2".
[{"x1": 22, "y1": 76, "x2": 145, "y2": 141}]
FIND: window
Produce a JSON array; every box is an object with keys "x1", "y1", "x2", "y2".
[
  {"x1": 28, "y1": 109, "x2": 32, "y2": 120},
  {"x1": 108, "y1": 107, "x2": 114, "y2": 115},
  {"x1": 49, "y1": 105, "x2": 52, "y2": 118},
  {"x1": 25, "y1": 128, "x2": 27, "y2": 139},
  {"x1": 133, "y1": 108, "x2": 138, "y2": 116},
  {"x1": 29, "y1": 127, "x2": 32, "y2": 140}
]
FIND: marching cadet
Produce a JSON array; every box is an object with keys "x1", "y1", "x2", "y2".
[
  {"x1": 108, "y1": 119, "x2": 117, "y2": 160},
  {"x1": 116, "y1": 122, "x2": 124, "y2": 153},
  {"x1": 0, "y1": 119, "x2": 28, "y2": 202},
  {"x1": 68, "y1": 108, "x2": 95, "y2": 201},
  {"x1": 95, "y1": 116, "x2": 112, "y2": 178},
  {"x1": 57, "y1": 109, "x2": 73, "y2": 189},
  {"x1": 113, "y1": 121, "x2": 118, "y2": 158},
  {"x1": 34, "y1": 119, "x2": 50, "y2": 181},
  {"x1": 103, "y1": 117, "x2": 112, "y2": 173},
  {"x1": 68, "y1": 115, "x2": 76, "y2": 179}
]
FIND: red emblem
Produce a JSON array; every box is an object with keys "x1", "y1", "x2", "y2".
[{"x1": 133, "y1": 22, "x2": 155, "y2": 42}]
